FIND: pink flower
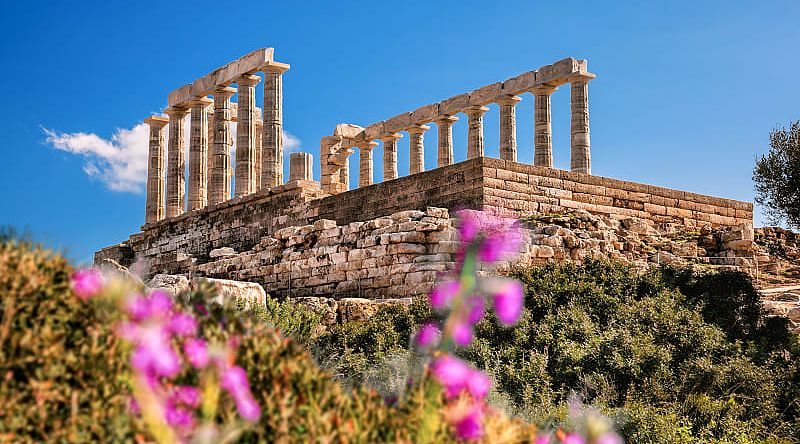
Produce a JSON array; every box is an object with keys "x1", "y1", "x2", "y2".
[
  {"x1": 429, "y1": 281, "x2": 460, "y2": 309},
  {"x1": 595, "y1": 433, "x2": 623, "y2": 444},
  {"x1": 148, "y1": 291, "x2": 173, "y2": 316},
  {"x1": 466, "y1": 369, "x2": 490, "y2": 399},
  {"x1": 453, "y1": 406, "x2": 483, "y2": 441},
  {"x1": 535, "y1": 435, "x2": 552, "y2": 444},
  {"x1": 164, "y1": 404, "x2": 195, "y2": 428},
  {"x1": 457, "y1": 211, "x2": 480, "y2": 243},
  {"x1": 477, "y1": 224, "x2": 522, "y2": 262},
  {"x1": 221, "y1": 366, "x2": 261, "y2": 422},
  {"x1": 71, "y1": 269, "x2": 103, "y2": 300},
  {"x1": 415, "y1": 323, "x2": 440, "y2": 348},
  {"x1": 451, "y1": 320, "x2": 473, "y2": 346},
  {"x1": 492, "y1": 280, "x2": 523, "y2": 326},
  {"x1": 430, "y1": 355, "x2": 470, "y2": 399},
  {"x1": 562, "y1": 433, "x2": 586, "y2": 444},
  {"x1": 172, "y1": 386, "x2": 201, "y2": 408},
  {"x1": 131, "y1": 325, "x2": 181, "y2": 378},
  {"x1": 125, "y1": 295, "x2": 151, "y2": 321},
  {"x1": 467, "y1": 296, "x2": 485, "y2": 324},
  {"x1": 169, "y1": 312, "x2": 198, "y2": 336},
  {"x1": 183, "y1": 338, "x2": 209, "y2": 369},
  {"x1": 234, "y1": 393, "x2": 261, "y2": 422}
]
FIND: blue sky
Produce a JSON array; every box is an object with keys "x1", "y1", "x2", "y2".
[{"x1": 1, "y1": 0, "x2": 798, "y2": 264}]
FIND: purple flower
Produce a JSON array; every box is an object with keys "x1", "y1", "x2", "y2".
[
  {"x1": 457, "y1": 210, "x2": 480, "y2": 243},
  {"x1": 429, "y1": 281, "x2": 460, "y2": 309},
  {"x1": 430, "y1": 355, "x2": 470, "y2": 399},
  {"x1": 595, "y1": 433, "x2": 623, "y2": 444},
  {"x1": 467, "y1": 296, "x2": 485, "y2": 325},
  {"x1": 562, "y1": 433, "x2": 586, "y2": 444},
  {"x1": 454, "y1": 406, "x2": 483, "y2": 441},
  {"x1": 125, "y1": 295, "x2": 151, "y2": 321},
  {"x1": 535, "y1": 435, "x2": 552, "y2": 444},
  {"x1": 492, "y1": 280, "x2": 523, "y2": 326},
  {"x1": 172, "y1": 386, "x2": 201, "y2": 408},
  {"x1": 415, "y1": 323, "x2": 440, "y2": 348},
  {"x1": 71, "y1": 269, "x2": 103, "y2": 300},
  {"x1": 148, "y1": 291, "x2": 173, "y2": 316},
  {"x1": 183, "y1": 338, "x2": 209, "y2": 369},
  {"x1": 233, "y1": 393, "x2": 261, "y2": 422},
  {"x1": 169, "y1": 312, "x2": 198, "y2": 336},
  {"x1": 466, "y1": 369, "x2": 490, "y2": 399},
  {"x1": 221, "y1": 366, "x2": 261, "y2": 422},
  {"x1": 164, "y1": 404, "x2": 195, "y2": 428},
  {"x1": 451, "y1": 320, "x2": 473, "y2": 347},
  {"x1": 131, "y1": 326, "x2": 181, "y2": 378}
]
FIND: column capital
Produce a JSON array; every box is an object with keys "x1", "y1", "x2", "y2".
[
  {"x1": 356, "y1": 140, "x2": 379, "y2": 151},
  {"x1": 406, "y1": 124, "x2": 430, "y2": 135},
  {"x1": 530, "y1": 84, "x2": 558, "y2": 95},
  {"x1": 435, "y1": 115, "x2": 459, "y2": 124},
  {"x1": 213, "y1": 85, "x2": 237, "y2": 97},
  {"x1": 236, "y1": 74, "x2": 261, "y2": 86},
  {"x1": 259, "y1": 61, "x2": 291, "y2": 73},
  {"x1": 496, "y1": 94, "x2": 522, "y2": 106},
  {"x1": 144, "y1": 115, "x2": 169, "y2": 127},
  {"x1": 164, "y1": 106, "x2": 189, "y2": 117},
  {"x1": 188, "y1": 96, "x2": 214, "y2": 108},
  {"x1": 379, "y1": 133, "x2": 403, "y2": 142},
  {"x1": 464, "y1": 105, "x2": 489, "y2": 116},
  {"x1": 565, "y1": 73, "x2": 596, "y2": 83}
]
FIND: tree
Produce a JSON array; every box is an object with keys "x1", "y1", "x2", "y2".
[{"x1": 753, "y1": 121, "x2": 800, "y2": 228}]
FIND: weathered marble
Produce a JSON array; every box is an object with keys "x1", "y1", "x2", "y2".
[
  {"x1": 380, "y1": 133, "x2": 402, "y2": 181},
  {"x1": 532, "y1": 85, "x2": 557, "y2": 168},
  {"x1": 436, "y1": 115, "x2": 458, "y2": 167},
  {"x1": 465, "y1": 105, "x2": 488, "y2": 159},
  {"x1": 235, "y1": 74, "x2": 261, "y2": 197},
  {"x1": 144, "y1": 115, "x2": 169, "y2": 223},
  {"x1": 570, "y1": 74, "x2": 594, "y2": 174},
  {"x1": 210, "y1": 86, "x2": 235, "y2": 205},
  {"x1": 164, "y1": 106, "x2": 188, "y2": 218},
  {"x1": 188, "y1": 97, "x2": 213, "y2": 211},
  {"x1": 497, "y1": 95, "x2": 522, "y2": 162}
]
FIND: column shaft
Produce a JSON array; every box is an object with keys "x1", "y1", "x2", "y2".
[
  {"x1": 144, "y1": 116, "x2": 169, "y2": 223},
  {"x1": 436, "y1": 116, "x2": 458, "y2": 167},
  {"x1": 407, "y1": 125, "x2": 429, "y2": 174},
  {"x1": 357, "y1": 141, "x2": 378, "y2": 188},
  {"x1": 235, "y1": 74, "x2": 261, "y2": 197},
  {"x1": 254, "y1": 110, "x2": 263, "y2": 190},
  {"x1": 165, "y1": 107, "x2": 188, "y2": 218},
  {"x1": 381, "y1": 133, "x2": 402, "y2": 181},
  {"x1": 532, "y1": 85, "x2": 556, "y2": 167},
  {"x1": 261, "y1": 68, "x2": 286, "y2": 188},
  {"x1": 465, "y1": 106, "x2": 489, "y2": 159},
  {"x1": 498, "y1": 95, "x2": 522, "y2": 162},
  {"x1": 210, "y1": 87, "x2": 235, "y2": 204},
  {"x1": 570, "y1": 77, "x2": 592, "y2": 174},
  {"x1": 188, "y1": 97, "x2": 213, "y2": 211}
]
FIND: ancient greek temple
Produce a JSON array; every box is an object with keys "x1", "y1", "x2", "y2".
[{"x1": 142, "y1": 48, "x2": 595, "y2": 224}]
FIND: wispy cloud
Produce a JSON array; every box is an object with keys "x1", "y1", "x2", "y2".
[{"x1": 44, "y1": 121, "x2": 302, "y2": 194}]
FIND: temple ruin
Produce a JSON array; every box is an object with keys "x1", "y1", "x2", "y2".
[{"x1": 96, "y1": 47, "x2": 756, "y2": 299}]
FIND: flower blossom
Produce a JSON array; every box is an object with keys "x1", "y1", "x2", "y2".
[
  {"x1": 454, "y1": 406, "x2": 484, "y2": 441},
  {"x1": 429, "y1": 281, "x2": 460, "y2": 309},
  {"x1": 492, "y1": 280, "x2": 523, "y2": 326},
  {"x1": 71, "y1": 269, "x2": 103, "y2": 300},
  {"x1": 221, "y1": 366, "x2": 261, "y2": 422},
  {"x1": 415, "y1": 324, "x2": 440, "y2": 348}
]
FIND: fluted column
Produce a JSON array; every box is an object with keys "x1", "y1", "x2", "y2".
[
  {"x1": 380, "y1": 133, "x2": 402, "y2": 181},
  {"x1": 254, "y1": 109, "x2": 263, "y2": 191},
  {"x1": 235, "y1": 74, "x2": 261, "y2": 197},
  {"x1": 188, "y1": 97, "x2": 213, "y2": 211},
  {"x1": 532, "y1": 85, "x2": 557, "y2": 168},
  {"x1": 465, "y1": 105, "x2": 489, "y2": 159},
  {"x1": 144, "y1": 115, "x2": 169, "y2": 223},
  {"x1": 164, "y1": 106, "x2": 188, "y2": 218},
  {"x1": 341, "y1": 155, "x2": 350, "y2": 191},
  {"x1": 206, "y1": 109, "x2": 214, "y2": 195},
  {"x1": 407, "y1": 124, "x2": 429, "y2": 175},
  {"x1": 210, "y1": 86, "x2": 235, "y2": 205},
  {"x1": 436, "y1": 115, "x2": 458, "y2": 167},
  {"x1": 570, "y1": 75, "x2": 593, "y2": 174},
  {"x1": 497, "y1": 95, "x2": 522, "y2": 162},
  {"x1": 261, "y1": 66, "x2": 288, "y2": 188},
  {"x1": 357, "y1": 141, "x2": 378, "y2": 187}
]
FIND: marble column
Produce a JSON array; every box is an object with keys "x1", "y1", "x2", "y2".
[
  {"x1": 261, "y1": 66, "x2": 288, "y2": 188},
  {"x1": 209, "y1": 86, "x2": 235, "y2": 205},
  {"x1": 289, "y1": 152, "x2": 313, "y2": 181},
  {"x1": 254, "y1": 109, "x2": 263, "y2": 191},
  {"x1": 206, "y1": 109, "x2": 215, "y2": 195},
  {"x1": 341, "y1": 155, "x2": 350, "y2": 192},
  {"x1": 465, "y1": 105, "x2": 489, "y2": 159},
  {"x1": 531, "y1": 85, "x2": 557, "y2": 168},
  {"x1": 407, "y1": 124, "x2": 429, "y2": 175},
  {"x1": 436, "y1": 115, "x2": 458, "y2": 167},
  {"x1": 188, "y1": 97, "x2": 213, "y2": 211},
  {"x1": 164, "y1": 106, "x2": 188, "y2": 218},
  {"x1": 144, "y1": 115, "x2": 169, "y2": 223},
  {"x1": 235, "y1": 74, "x2": 261, "y2": 197},
  {"x1": 357, "y1": 141, "x2": 378, "y2": 187},
  {"x1": 380, "y1": 133, "x2": 402, "y2": 181},
  {"x1": 497, "y1": 95, "x2": 522, "y2": 162},
  {"x1": 570, "y1": 75, "x2": 593, "y2": 174}
]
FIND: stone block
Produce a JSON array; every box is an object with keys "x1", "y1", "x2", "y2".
[{"x1": 210, "y1": 247, "x2": 237, "y2": 258}]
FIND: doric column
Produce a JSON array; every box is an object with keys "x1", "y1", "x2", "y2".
[
  {"x1": 206, "y1": 109, "x2": 214, "y2": 195},
  {"x1": 436, "y1": 115, "x2": 458, "y2": 167},
  {"x1": 357, "y1": 141, "x2": 378, "y2": 188},
  {"x1": 407, "y1": 124, "x2": 429, "y2": 174},
  {"x1": 465, "y1": 105, "x2": 489, "y2": 159},
  {"x1": 261, "y1": 65, "x2": 288, "y2": 188},
  {"x1": 289, "y1": 152, "x2": 313, "y2": 181},
  {"x1": 254, "y1": 108, "x2": 263, "y2": 191},
  {"x1": 164, "y1": 106, "x2": 188, "y2": 218},
  {"x1": 209, "y1": 86, "x2": 235, "y2": 205},
  {"x1": 341, "y1": 155, "x2": 350, "y2": 192},
  {"x1": 497, "y1": 94, "x2": 522, "y2": 162},
  {"x1": 188, "y1": 97, "x2": 213, "y2": 211},
  {"x1": 570, "y1": 74, "x2": 594, "y2": 174},
  {"x1": 380, "y1": 133, "x2": 402, "y2": 181},
  {"x1": 144, "y1": 115, "x2": 169, "y2": 223},
  {"x1": 531, "y1": 85, "x2": 557, "y2": 168},
  {"x1": 235, "y1": 74, "x2": 261, "y2": 197}
]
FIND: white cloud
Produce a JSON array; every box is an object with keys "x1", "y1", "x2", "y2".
[{"x1": 44, "y1": 120, "x2": 302, "y2": 194}]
